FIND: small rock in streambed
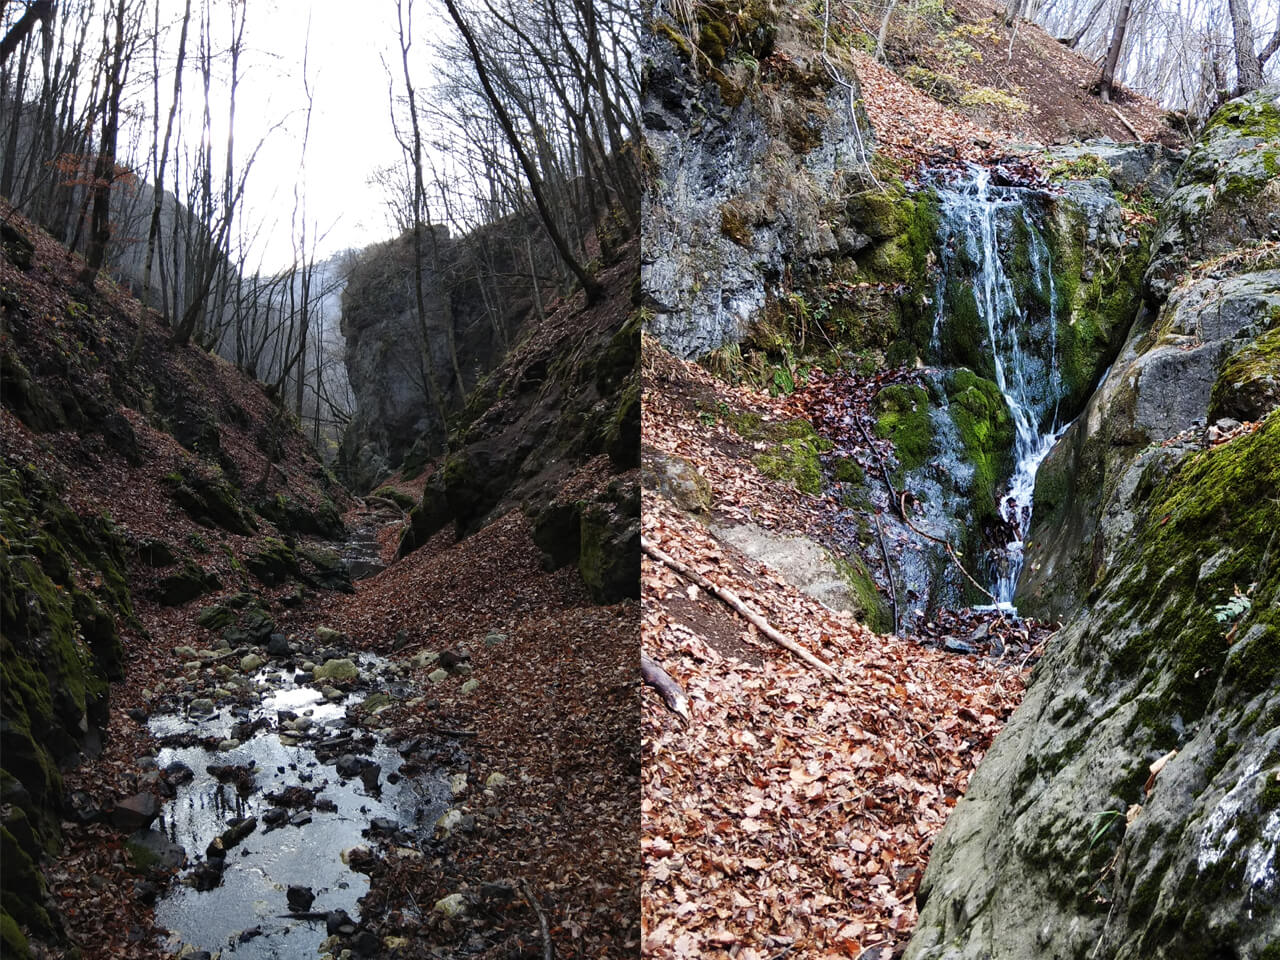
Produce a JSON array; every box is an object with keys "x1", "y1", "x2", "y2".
[
  {"x1": 314, "y1": 657, "x2": 359, "y2": 682},
  {"x1": 238, "y1": 927, "x2": 264, "y2": 943},
  {"x1": 352, "y1": 930, "x2": 380, "y2": 957},
  {"x1": 483, "y1": 632, "x2": 506, "y2": 647},
  {"x1": 426, "y1": 668, "x2": 449, "y2": 684},
  {"x1": 433, "y1": 893, "x2": 467, "y2": 918},
  {"x1": 113, "y1": 792, "x2": 160, "y2": 831},
  {"x1": 290, "y1": 811, "x2": 312, "y2": 827},
  {"x1": 315, "y1": 625, "x2": 344, "y2": 644},
  {"x1": 192, "y1": 857, "x2": 226, "y2": 891},
  {"x1": 437, "y1": 649, "x2": 471, "y2": 673},
  {"x1": 133, "y1": 878, "x2": 160, "y2": 903},
  {"x1": 188, "y1": 698, "x2": 216, "y2": 717},
  {"x1": 287, "y1": 885, "x2": 315, "y2": 911},
  {"x1": 267, "y1": 633, "x2": 291, "y2": 656},
  {"x1": 460, "y1": 678, "x2": 479, "y2": 695},
  {"x1": 480, "y1": 882, "x2": 515, "y2": 906},
  {"x1": 943, "y1": 638, "x2": 976, "y2": 655},
  {"x1": 359, "y1": 764, "x2": 381, "y2": 792},
  {"x1": 127, "y1": 707, "x2": 148, "y2": 723},
  {"x1": 326, "y1": 909, "x2": 356, "y2": 936},
  {"x1": 163, "y1": 761, "x2": 194, "y2": 785},
  {"x1": 262, "y1": 807, "x2": 289, "y2": 828}
]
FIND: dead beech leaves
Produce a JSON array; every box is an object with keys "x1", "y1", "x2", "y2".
[{"x1": 641, "y1": 349, "x2": 1032, "y2": 959}]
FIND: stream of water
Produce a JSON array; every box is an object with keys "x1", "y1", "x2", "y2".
[
  {"x1": 932, "y1": 166, "x2": 1068, "y2": 607},
  {"x1": 147, "y1": 655, "x2": 449, "y2": 958}
]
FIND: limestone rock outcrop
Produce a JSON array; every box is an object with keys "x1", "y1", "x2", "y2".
[{"x1": 909, "y1": 86, "x2": 1280, "y2": 960}]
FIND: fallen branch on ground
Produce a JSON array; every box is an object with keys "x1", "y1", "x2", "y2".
[
  {"x1": 1111, "y1": 106, "x2": 1142, "y2": 141},
  {"x1": 641, "y1": 536, "x2": 844, "y2": 681},
  {"x1": 641, "y1": 654, "x2": 690, "y2": 723},
  {"x1": 519, "y1": 879, "x2": 554, "y2": 960}
]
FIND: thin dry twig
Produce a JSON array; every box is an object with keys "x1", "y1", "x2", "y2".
[
  {"x1": 520, "y1": 878, "x2": 554, "y2": 960},
  {"x1": 642, "y1": 536, "x2": 845, "y2": 681}
]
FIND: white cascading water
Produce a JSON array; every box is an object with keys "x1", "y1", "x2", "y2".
[{"x1": 932, "y1": 166, "x2": 1066, "y2": 607}]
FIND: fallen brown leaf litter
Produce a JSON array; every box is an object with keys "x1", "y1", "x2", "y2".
[{"x1": 641, "y1": 344, "x2": 1052, "y2": 958}]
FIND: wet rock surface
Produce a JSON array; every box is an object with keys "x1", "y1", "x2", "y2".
[{"x1": 144, "y1": 641, "x2": 452, "y2": 958}]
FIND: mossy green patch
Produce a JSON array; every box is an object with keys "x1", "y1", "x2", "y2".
[
  {"x1": 244, "y1": 537, "x2": 300, "y2": 587},
  {"x1": 0, "y1": 907, "x2": 29, "y2": 960},
  {"x1": 832, "y1": 554, "x2": 892, "y2": 632},
  {"x1": 1206, "y1": 95, "x2": 1280, "y2": 140},
  {"x1": 729, "y1": 414, "x2": 834, "y2": 496},
  {"x1": 370, "y1": 486, "x2": 417, "y2": 510},
  {"x1": 1209, "y1": 324, "x2": 1280, "y2": 422},
  {"x1": 1048, "y1": 202, "x2": 1150, "y2": 418},
  {"x1": 874, "y1": 384, "x2": 934, "y2": 480},
  {"x1": 945, "y1": 369, "x2": 1015, "y2": 523},
  {"x1": 1107, "y1": 410, "x2": 1280, "y2": 723}
]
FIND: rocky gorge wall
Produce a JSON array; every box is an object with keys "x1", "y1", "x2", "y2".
[
  {"x1": 337, "y1": 216, "x2": 556, "y2": 491},
  {"x1": 908, "y1": 87, "x2": 1280, "y2": 960}
]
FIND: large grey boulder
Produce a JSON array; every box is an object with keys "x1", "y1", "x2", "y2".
[
  {"x1": 908, "y1": 414, "x2": 1280, "y2": 960},
  {"x1": 1144, "y1": 87, "x2": 1280, "y2": 304}
]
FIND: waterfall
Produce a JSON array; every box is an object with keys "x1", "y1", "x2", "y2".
[{"x1": 932, "y1": 166, "x2": 1067, "y2": 607}]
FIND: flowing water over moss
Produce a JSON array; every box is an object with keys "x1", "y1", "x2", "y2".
[{"x1": 929, "y1": 166, "x2": 1069, "y2": 604}]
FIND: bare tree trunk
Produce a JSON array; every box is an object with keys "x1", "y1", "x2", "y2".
[
  {"x1": 394, "y1": 0, "x2": 451, "y2": 430},
  {"x1": 441, "y1": 0, "x2": 603, "y2": 304},
  {"x1": 1099, "y1": 0, "x2": 1132, "y2": 104},
  {"x1": 81, "y1": 0, "x2": 130, "y2": 283},
  {"x1": 0, "y1": 0, "x2": 53, "y2": 64},
  {"x1": 1228, "y1": 0, "x2": 1266, "y2": 94},
  {"x1": 876, "y1": 0, "x2": 899, "y2": 58}
]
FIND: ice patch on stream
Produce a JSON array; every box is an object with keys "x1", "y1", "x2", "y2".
[{"x1": 148, "y1": 656, "x2": 449, "y2": 958}]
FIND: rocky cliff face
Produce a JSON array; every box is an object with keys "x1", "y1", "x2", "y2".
[
  {"x1": 641, "y1": 4, "x2": 877, "y2": 360},
  {"x1": 909, "y1": 87, "x2": 1280, "y2": 960},
  {"x1": 395, "y1": 247, "x2": 640, "y2": 604},
  {"x1": 337, "y1": 218, "x2": 553, "y2": 490}
]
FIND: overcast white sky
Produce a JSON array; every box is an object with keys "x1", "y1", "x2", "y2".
[{"x1": 185, "y1": 0, "x2": 434, "y2": 272}]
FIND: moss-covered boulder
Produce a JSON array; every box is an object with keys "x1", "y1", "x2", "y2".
[
  {"x1": 579, "y1": 502, "x2": 640, "y2": 603},
  {"x1": 1145, "y1": 88, "x2": 1280, "y2": 303},
  {"x1": 908, "y1": 412, "x2": 1280, "y2": 960},
  {"x1": 254, "y1": 493, "x2": 343, "y2": 539},
  {"x1": 155, "y1": 562, "x2": 221, "y2": 605},
  {"x1": 298, "y1": 545, "x2": 354, "y2": 593},
  {"x1": 244, "y1": 538, "x2": 300, "y2": 587},
  {"x1": 641, "y1": 448, "x2": 713, "y2": 516},
  {"x1": 1209, "y1": 324, "x2": 1280, "y2": 422},
  {"x1": 531, "y1": 500, "x2": 584, "y2": 570},
  {"x1": 167, "y1": 465, "x2": 256, "y2": 536},
  {"x1": 0, "y1": 460, "x2": 135, "y2": 944}
]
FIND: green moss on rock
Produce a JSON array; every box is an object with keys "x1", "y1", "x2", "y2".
[
  {"x1": 167, "y1": 466, "x2": 256, "y2": 535},
  {"x1": 1210, "y1": 325, "x2": 1280, "y2": 423},
  {"x1": 875, "y1": 384, "x2": 934, "y2": 479},
  {"x1": 945, "y1": 369, "x2": 1015, "y2": 522},
  {"x1": 833, "y1": 555, "x2": 892, "y2": 633},
  {"x1": 244, "y1": 538, "x2": 300, "y2": 587},
  {"x1": 579, "y1": 503, "x2": 640, "y2": 603},
  {"x1": 1109, "y1": 410, "x2": 1280, "y2": 722}
]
